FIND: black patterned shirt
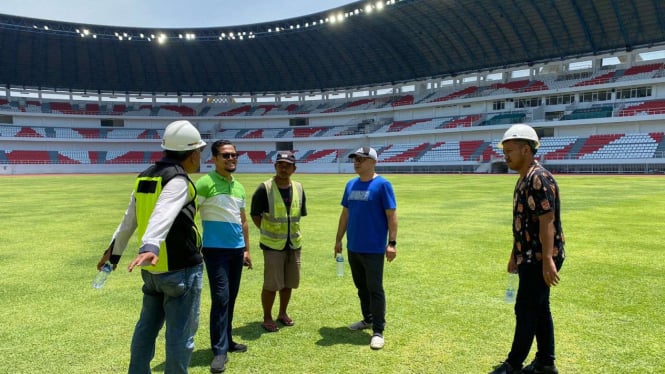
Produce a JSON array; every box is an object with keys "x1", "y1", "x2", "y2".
[{"x1": 512, "y1": 161, "x2": 565, "y2": 264}]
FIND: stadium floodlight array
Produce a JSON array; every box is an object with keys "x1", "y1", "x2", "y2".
[{"x1": 0, "y1": 0, "x2": 404, "y2": 43}]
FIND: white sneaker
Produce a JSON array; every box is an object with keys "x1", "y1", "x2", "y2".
[
  {"x1": 370, "y1": 333, "x2": 384, "y2": 350},
  {"x1": 348, "y1": 320, "x2": 372, "y2": 330}
]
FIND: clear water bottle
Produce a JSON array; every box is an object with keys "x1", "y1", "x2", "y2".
[
  {"x1": 92, "y1": 262, "x2": 113, "y2": 289},
  {"x1": 505, "y1": 272, "x2": 518, "y2": 303},
  {"x1": 336, "y1": 253, "x2": 344, "y2": 277}
]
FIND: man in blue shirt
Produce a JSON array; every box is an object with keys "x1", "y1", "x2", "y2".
[{"x1": 334, "y1": 146, "x2": 398, "y2": 350}]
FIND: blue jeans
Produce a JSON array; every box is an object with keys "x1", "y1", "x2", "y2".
[
  {"x1": 348, "y1": 251, "x2": 386, "y2": 334},
  {"x1": 202, "y1": 247, "x2": 245, "y2": 356},
  {"x1": 128, "y1": 263, "x2": 203, "y2": 374}
]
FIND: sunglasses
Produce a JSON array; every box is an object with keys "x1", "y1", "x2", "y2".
[{"x1": 218, "y1": 153, "x2": 238, "y2": 159}]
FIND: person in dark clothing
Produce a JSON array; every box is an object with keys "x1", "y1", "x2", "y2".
[{"x1": 490, "y1": 124, "x2": 565, "y2": 374}]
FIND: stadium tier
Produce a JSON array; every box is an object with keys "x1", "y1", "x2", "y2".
[
  {"x1": 1, "y1": 63, "x2": 663, "y2": 121},
  {"x1": 3, "y1": 133, "x2": 663, "y2": 168}
]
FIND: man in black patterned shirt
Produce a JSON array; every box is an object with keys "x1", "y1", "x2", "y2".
[{"x1": 490, "y1": 124, "x2": 565, "y2": 374}]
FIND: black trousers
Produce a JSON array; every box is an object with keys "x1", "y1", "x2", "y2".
[
  {"x1": 507, "y1": 260, "x2": 562, "y2": 367},
  {"x1": 202, "y1": 247, "x2": 245, "y2": 356},
  {"x1": 348, "y1": 251, "x2": 386, "y2": 334}
]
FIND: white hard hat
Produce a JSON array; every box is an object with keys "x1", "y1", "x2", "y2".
[
  {"x1": 161, "y1": 120, "x2": 206, "y2": 151},
  {"x1": 498, "y1": 124, "x2": 540, "y2": 149}
]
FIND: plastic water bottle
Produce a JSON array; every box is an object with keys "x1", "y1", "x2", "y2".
[
  {"x1": 92, "y1": 262, "x2": 113, "y2": 289},
  {"x1": 504, "y1": 272, "x2": 518, "y2": 303},
  {"x1": 336, "y1": 253, "x2": 344, "y2": 277}
]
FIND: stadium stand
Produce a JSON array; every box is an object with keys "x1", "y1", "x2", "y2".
[
  {"x1": 562, "y1": 106, "x2": 614, "y2": 120},
  {"x1": 1, "y1": 1, "x2": 665, "y2": 175},
  {"x1": 617, "y1": 99, "x2": 665, "y2": 116}
]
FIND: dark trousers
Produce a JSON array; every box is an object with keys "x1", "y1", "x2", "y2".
[
  {"x1": 202, "y1": 247, "x2": 245, "y2": 356},
  {"x1": 507, "y1": 261, "x2": 560, "y2": 367},
  {"x1": 348, "y1": 251, "x2": 386, "y2": 334}
]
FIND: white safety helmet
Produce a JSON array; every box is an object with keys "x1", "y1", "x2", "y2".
[
  {"x1": 498, "y1": 124, "x2": 540, "y2": 149},
  {"x1": 161, "y1": 120, "x2": 207, "y2": 151}
]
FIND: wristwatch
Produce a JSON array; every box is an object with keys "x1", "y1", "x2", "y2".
[{"x1": 388, "y1": 240, "x2": 397, "y2": 247}]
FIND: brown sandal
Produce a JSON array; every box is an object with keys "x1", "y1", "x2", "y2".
[
  {"x1": 261, "y1": 322, "x2": 279, "y2": 332},
  {"x1": 277, "y1": 316, "x2": 294, "y2": 326}
]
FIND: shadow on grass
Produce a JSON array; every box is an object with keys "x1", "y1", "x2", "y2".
[
  {"x1": 152, "y1": 324, "x2": 366, "y2": 370},
  {"x1": 152, "y1": 348, "x2": 214, "y2": 371},
  {"x1": 152, "y1": 321, "x2": 301, "y2": 370},
  {"x1": 316, "y1": 326, "x2": 370, "y2": 346},
  {"x1": 235, "y1": 321, "x2": 277, "y2": 341}
]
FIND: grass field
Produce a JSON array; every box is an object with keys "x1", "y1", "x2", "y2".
[{"x1": 1, "y1": 173, "x2": 664, "y2": 373}]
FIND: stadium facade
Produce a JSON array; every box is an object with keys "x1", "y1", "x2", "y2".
[{"x1": 1, "y1": 0, "x2": 665, "y2": 175}]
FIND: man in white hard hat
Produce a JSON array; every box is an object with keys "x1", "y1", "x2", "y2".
[
  {"x1": 490, "y1": 124, "x2": 565, "y2": 374},
  {"x1": 97, "y1": 120, "x2": 207, "y2": 374}
]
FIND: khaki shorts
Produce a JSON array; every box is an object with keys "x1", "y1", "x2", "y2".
[{"x1": 262, "y1": 249, "x2": 301, "y2": 291}]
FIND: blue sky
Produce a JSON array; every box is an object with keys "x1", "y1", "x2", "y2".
[{"x1": 0, "y1": 0, "x2": 354, "y2": 27}]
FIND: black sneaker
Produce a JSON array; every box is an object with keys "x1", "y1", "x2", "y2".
[
  {"x1": 490, "y1": 361, "x2": 522, "y2": 374},
  {"x1": 229, "y1": 342, "x2": 247, "y2": 353},
  {"x1": 210, "y1": 354, "x2": 228, "y2": 373},
  {"x1": 522, "y1": 359, "x2": 558, "y2": 374}
]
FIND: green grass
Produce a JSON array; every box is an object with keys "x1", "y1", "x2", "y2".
[{"x1": 1, "y1": 173, "x2": 664, "y2": 373}]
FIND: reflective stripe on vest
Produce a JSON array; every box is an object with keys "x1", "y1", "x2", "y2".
[
  {"x1": 259, "y1": 179, "x2": 303, "y2": 250},
  {"x1": 134, "y1": 171, "x2": 198, "y2": 272}
]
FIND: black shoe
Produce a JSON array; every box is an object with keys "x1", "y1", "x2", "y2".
[
  {"x1": 522, "y1": 359, "x2": 558, "y2": 374},
  {"x1": 228, "y1": 342, "x2": 248, "y2": 353},
  {"x1": 210, "y1": 354, "x2": 228, "y2": 373},
  {"x1": 490, "y1": 361, "x2": 522, "y2": 374}
]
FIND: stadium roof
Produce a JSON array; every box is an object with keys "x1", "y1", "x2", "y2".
[{"x1": 1, "y1": 0, "x2": 665, "y2": 95}]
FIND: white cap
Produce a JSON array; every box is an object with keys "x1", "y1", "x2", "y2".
[
  {"x1": 498, "y1": 124, "x2": 540, "y2": 149},
  {"x1": 349, "y1": 146, "x2": 378, "y2": 160},
  {"x1": 161, "y1": 120, "x2": 207, "y2": 151}
]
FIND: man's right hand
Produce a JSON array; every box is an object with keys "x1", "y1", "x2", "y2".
[
  {"x1": 128, "y1": 252, "x2": 158, "y2": 272},
  {"x1": 507, "y1": 252, "x2": 518, "y2": 274},
  {"x1": 334, "y1": 241, "x2": 343, "y2": 258},
  {"x1": 97, "y1": 246, "x2": 117, "y2": 271}
]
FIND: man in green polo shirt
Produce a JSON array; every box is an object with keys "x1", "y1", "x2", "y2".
[{"x1": 196, "y1": 140, "x2": 252, "y2": 374}]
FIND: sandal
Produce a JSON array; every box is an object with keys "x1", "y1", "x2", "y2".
[
  {"x1": 261, "y1": 322, "x2": 279, "y2": 332},
  {"x1": 277, "y1": 316, "x2": 295, "y2": 326}
]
